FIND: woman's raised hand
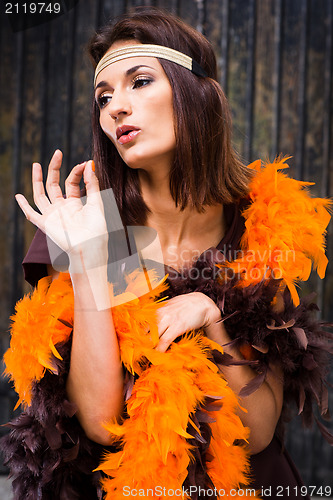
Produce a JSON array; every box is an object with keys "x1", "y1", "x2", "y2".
[{"x1": 15, "y1": 149, "x2": 108, "y2": 275}]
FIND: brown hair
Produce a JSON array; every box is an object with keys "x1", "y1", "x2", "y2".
[{"x1": 88, "y1": 7, "x2": 252, "y2": 225}]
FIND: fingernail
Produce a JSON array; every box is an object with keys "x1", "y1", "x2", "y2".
[{"x1": 91, "y1": 160, "x2": 95, "y2": 172}]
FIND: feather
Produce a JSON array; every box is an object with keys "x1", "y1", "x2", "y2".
[
  {"x1": 98, "y1": 332, "x2": 255, "y2": 499},
  {"x1": 1, "y1": 337, "x2": 105, "y2": 499},
  {"x1": 267, "y1": 319, "x2": 296, "y2": 330},
  {"x1": 298, "y1": 387, "x2": 306, "y2": 415},
  {"x1": 315, "y1": 418, "x2": 333, "y2": 445},
  {"x1": 3, "y1": 273, "x2": 74, "y2": 407},
  {"x1": 238, "y1": 368, "x2": 267, "y2": 398},
  {"x1": 223, "y1": 158, "x2": 332, "y2": 305},
  {"x1": 293, "y1": 327, "x2": 308, "y2": 349}
]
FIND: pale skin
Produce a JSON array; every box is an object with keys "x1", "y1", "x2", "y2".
[{"x1": 16, "y1": 40, "x2": 283, "y2": 454}]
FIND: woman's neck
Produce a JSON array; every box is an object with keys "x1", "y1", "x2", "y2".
[{"x1": 138, "y1": 169, "x2": 225, "y2": 269}]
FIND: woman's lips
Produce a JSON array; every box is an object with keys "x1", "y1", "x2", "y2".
[
  {"x1": 118, "y1": 129, "x2": 141, "y2": 145},
  {"x1": 116, "y1": 125, "x2": 141, "y2": 145}
]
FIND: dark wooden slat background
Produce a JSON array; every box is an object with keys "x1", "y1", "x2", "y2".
[{"x1": 1, "y1": 0, "x2": 332, "y2": 488}]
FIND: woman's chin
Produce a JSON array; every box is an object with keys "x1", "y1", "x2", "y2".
[
  {"x1": 122, "y1": 155, "x2": 160, "y2": 173},
  {"x1": 123, "y1": 158, "x2": 146, "y2": 171},
  {"x1": 119, "y1": 149, "x2": 148, "y2": 170},
  {"x1": 119, "y1": 148, "x2": 174, "y2": 174}
]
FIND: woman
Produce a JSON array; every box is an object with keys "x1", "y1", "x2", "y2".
[{"x1": 3, "y1": 7, "x2": 332, "y2": 500}]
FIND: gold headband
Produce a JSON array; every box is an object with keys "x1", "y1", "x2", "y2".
[{"x1": 94, "y1": 44, "x2": 207, "y2": 86}]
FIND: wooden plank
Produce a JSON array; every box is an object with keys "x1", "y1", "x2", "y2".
[
  {"x1": 314, "y1": 0, "x2": 333, "y2": 486},
  {"x1": 279, "y1": 0, "x2": 304, "y2": 172},
  {"x1": 19, "y1": 24, "x2": 50, "y2": 296},
  {"x1": 40, "y1": 10, "x2": 77, "y2": 183},
  {"x1": 220, "y1": 0, "x2": 230, "y2": 93},
  {"x1": 271, "y1": 0, "x2": 284, "y2": 158},
  {"x1": 156, "y1": 0, "x2": 180, "y2": 14},
  {"x1": 295, "y1": 0, "x2": 309, "y2": 180},
  {"x1": 283, "y1": 1, "x2": 333, "y2": 484},
  {"x1": 243, "y1": 0, "x2": 257, "y2": 162},
  {"x1": 204, "y1": 0, "x2": 226, "y2": 82},
  {"x1": 67, "y1": 1, "x2": 98, "y2": 171},
  {"x1": 0, "y1": 5, "x2": 20, "y2": 459},
  {"x1": 98, "y1": 0, "x2": 127, "y2": 27},
  {"x1": 0, "y1": 7, "x2": 39, "y2": 467},
  {"x1": 302, "y1": 0, "x2": 329, "y2": 187},
  {"x1": 227, "y1": 0, "x2": 249, "y2": 158},
  {"x1": 0, "y1": 11, "x2": 22, "y2": 325},
  {"x1": 178, "y1": 0, "x2": 199, "y2": 29},
  {"x1": 305, "y1": 0, "x2": 331, "y2": 322},
  {"x1": 252, "y1": 0, "x2": 275, "y2": 161},
  {"x1": 321, "y1": 0, "x2": 333, "y2": 326},
  {"x1": 126, "y1": 0, "x2": 156, "y2": 9}
]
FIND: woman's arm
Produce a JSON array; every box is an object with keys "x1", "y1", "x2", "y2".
[
  {"x1": 66, "y1": 269, "x2": 124, "y2": 445},
  {"x1": 156, "y1": 292, "x2": 283, "y2": 455},
  {"x1": 17, "y1": 150, "x2": 124, "y2": 445},
  {"x1": 205, "y1": 316, "x2": 283, "y2": 455}
]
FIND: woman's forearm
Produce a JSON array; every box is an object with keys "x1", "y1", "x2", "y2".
[
  {"x1": 66, "y1": 268, "x2": 124, "y2": 445},
  {"x1": 205, "y1": 315, "x2": 284, "y2": 455}
]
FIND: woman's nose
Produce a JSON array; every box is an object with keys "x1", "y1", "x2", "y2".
[{"x1": 109, "y1": 90, "x2": 131, "y2": 120}]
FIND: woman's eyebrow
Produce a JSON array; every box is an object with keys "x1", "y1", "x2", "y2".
[
  {"x1": 94, "y1": 64, "x2": 157, "y2": 91},
  {"x1": 125, "y1": 64, "x2": 156, "y2": 76},
  {"x1": 95, "y1": 80, "x2": 109, "y2": 92}
]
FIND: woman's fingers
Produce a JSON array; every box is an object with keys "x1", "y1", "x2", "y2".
[
  {"x1": 84, "y1": 161, "x2": 101, "y2": 199},
  {"x1": 65, "y1": 162, "x2": 86, "y2": 199},
  {"x1": 32, "y1": 163, "x2": 51, "y2": 213},
  {"x1": 84, "y1": 161, "x2": 107, "y2": 220},
  {"x1": 156, "y1": 327, "x2": 178, "y2": 352},
  {"x1": 45, "y1": 150, "x2": 65, "y2": 203},
  {"x1": 155, "y1": 293, "x2": 215, "y2": 352},
  {"x1": 15, "y1": 194, "x2": 43, "y2": 229},
  {"x1": 156, "y1": 307, "x2": 182, "y2": 352}
]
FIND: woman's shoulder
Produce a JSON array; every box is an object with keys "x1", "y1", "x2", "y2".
[
  {"x1": 22, "y1": 229, "x2": 67, "y2": 286},
  {"x1": 22, "y1": 229, "x2": 50, "y2": 286}
]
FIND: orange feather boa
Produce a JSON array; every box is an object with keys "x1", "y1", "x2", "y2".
[
  {"x1": 4, "y1": 159, "x2": 331, "y2": 498},
  {"x1": 4, "y1": 271, "x2": 255, "y2": 499},
  {"x1": 225, "y1": 158, "x2": 331, "y2": 305}
]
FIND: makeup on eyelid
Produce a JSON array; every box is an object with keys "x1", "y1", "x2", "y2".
[{"x1": 95, "y1": 73, "x2": 155, "y2": 109}]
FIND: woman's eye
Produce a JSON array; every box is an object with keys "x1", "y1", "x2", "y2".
[
  {"x1": 97, "y1": 93, "x2": 112, "y2": 108},
  {"x1": 132, "y1": 77, "x2": 152, "y2": 89}
]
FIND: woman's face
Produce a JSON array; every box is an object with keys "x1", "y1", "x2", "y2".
[{"x1": 95, "y1": 40, "x2": 176, "y2": 174}]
